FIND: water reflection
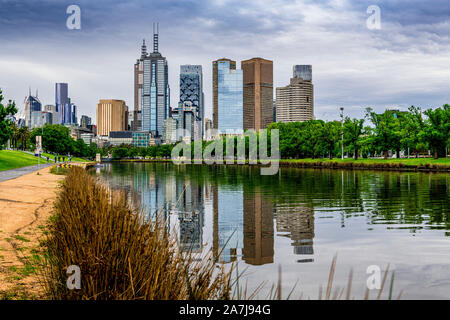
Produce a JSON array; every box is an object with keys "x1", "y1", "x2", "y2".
[{"x1": 92, "y1": 163, "x2": 450, "y2": 298}]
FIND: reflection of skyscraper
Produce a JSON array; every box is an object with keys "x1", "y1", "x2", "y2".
[
  {"x1": 243, "y1": 192, "x2": 274, "y2": 266},
  {"x1": 276, "y1": 206, "x2": 314, "y2": 261},
  {"x1": 212, "y1": 185, "x2": 244, "y2": 263},
  {"x1": 177, "y1": 181, "x2": 205, "y2": 253}
]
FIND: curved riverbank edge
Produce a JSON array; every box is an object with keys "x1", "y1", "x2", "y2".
[{"x1": 101, "y1": 159, "x2": 450, "y2": 172}]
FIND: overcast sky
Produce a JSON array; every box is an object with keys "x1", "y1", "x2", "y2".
[{"x1": 0, "y1": 0, "x2": 449, "y2": 122}]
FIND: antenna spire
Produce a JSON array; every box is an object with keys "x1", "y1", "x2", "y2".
[
  {"x1": 153, "y1": 22, "x2": 159, "y2": 53},
  {"x1": 141, "y1": 39, "x2": 147, "y2": 58}
]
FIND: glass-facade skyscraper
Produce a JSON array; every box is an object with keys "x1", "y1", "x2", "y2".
[
  {"x1": 55, "y1": 83, "x2": 68, "y2": 125},
  {"x1": 293, "y1": 65, "x2": 312, "y2": 81},
  {"x1": 141, "y1": 23, "x2": 170, "y2": 137},
  {"x1": 179, "y1": 65, "x2": 204, "y2": 137},
  {"x1": 24, "y1": 90, "x2": 42, "y2": 128},
  {"x1": 216, "y1": 59, "x2": 243, "y2": 133}
]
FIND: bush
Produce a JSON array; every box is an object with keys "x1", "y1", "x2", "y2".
[{"x1": 43, "y1": 166, "x2": 232, "y2": 300}]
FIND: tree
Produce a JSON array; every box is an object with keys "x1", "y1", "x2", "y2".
[
  {"x1": 400, "y1": 106, "x2": 426, "y2": 158},
  {"x1": 0, "y1": 89, "x2": 18, "y2": 148},
  {"x1": 365, "y1": 108, "x2": 402, "y2": 159},
  {"x1": 18, "y1": 126, "x2": 31, "y2": 150},
  {"x1": 30, "y1": 124, "x2": 73, "y2": 155},
  {"x1": 421, "y1": 105, "x2": 450, "y2": 159},
  {"x1": 344, "y1": 117, "x2": 365, "y2": 159},
  {"x1": 320, "y1": 121, "x2": 340, "y2": 159}
]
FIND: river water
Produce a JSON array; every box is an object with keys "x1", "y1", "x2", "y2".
[{"x1": 91, "y1": 162, "x2": 450, "y2": 299}]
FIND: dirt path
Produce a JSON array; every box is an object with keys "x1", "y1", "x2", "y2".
[{"x1": 0, "y1": 166, "x2": 63, "y2": 299}]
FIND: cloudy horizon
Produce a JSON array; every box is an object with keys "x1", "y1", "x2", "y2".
[{"x1": 0, "y1": 0, "x2": 449, "y2": 122}]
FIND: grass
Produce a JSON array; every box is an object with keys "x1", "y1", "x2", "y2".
[
  {"x1": 0, "y1": 150, "x2": 40, "y2": 171},
  {"x1": 42, "y1": 166, "x2": 233, "y2": 300},
  {"x1": 41, "y1": 152, "x2": 88, "y2": 163},
  {"x1": 282, "y1": 157, "x2": 450, "y2": 165}
]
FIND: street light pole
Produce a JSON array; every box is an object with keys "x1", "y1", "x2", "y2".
[{"x1": 340, "y1": 107, "x2": 344, "y2": 160}]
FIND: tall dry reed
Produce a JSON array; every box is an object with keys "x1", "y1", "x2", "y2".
[{"x1": 42, "y1": 166, "x2": 232, "y2": 300}]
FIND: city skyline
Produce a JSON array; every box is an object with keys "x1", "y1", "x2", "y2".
[{"x1": 0, "y1": 0, "x2": 449, "y2": 123}]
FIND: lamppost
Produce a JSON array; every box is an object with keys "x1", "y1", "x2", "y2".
[{"x1": 340, "y1": 107, "x2": 344, "y2": 160}]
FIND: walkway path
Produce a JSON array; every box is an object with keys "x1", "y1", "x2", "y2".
[
  {"x1": 0, "y1": 166, "x2": 64, "y2": 298},
  {"x1": 0, "y1": 164, "x2": 53, "y2": 183}
]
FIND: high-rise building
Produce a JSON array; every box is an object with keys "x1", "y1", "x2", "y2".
[
  {"x1": 30, "y1": 110, "x2": 52, "y2": 128},
  {"x1": 44, "y1": 105, "x2": 58, "y2": 125},
  {"x1": 212, "y1": 58, "x2": 235, "y2": 130},
  {"x1": 212, "y1": 58, "x2": 243, "y2": 133},
  {"x1": 55, "y1": 83, "x2": 68, "y2": 124},
  {"x1": 80, "y1": 115, "x2": 92, "y2": 128},
  {"x1": 140, "y1": 23, "x2": 170, "y2": 137},
  {"x1": 133, "y1": 39, "x2": 146, "y2": 131},
  {"x1": 241, "y1": 58, "x2": 273, "y2": 131},
  {"x1": 276, "y1": 66, "x2": 314, "y2": 123},
  {"x1": 24, "y1": 90, "x2": 42, "y2": 128},
  {"x1": 96, "y1": 99, "x2": 128, "y2": 137},
  {"x1": 180, "y1": 65, "x2": 204, "y2": 137},
  {"x1": 293, "y1": 65, "x2": 312, "y2": 81}
]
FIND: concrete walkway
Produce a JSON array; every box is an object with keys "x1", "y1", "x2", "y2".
[{"x1": 0, "y1": 163, "x2": 53, "y2": 183}]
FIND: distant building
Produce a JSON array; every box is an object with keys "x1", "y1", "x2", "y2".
[
  {"x1": 163, "y1": 117, "x2": 177, "y2": 144},
  {"x1": 180, "y1": 65, "x2": 204, "y2": 137},
  {"x1": 132, "y1": 131, "x2": 152, "y2": 148},
  {"x1": 204, "y1": 118, "x2": 215, "y2": 141},
  {"x1": 24, "y1": 90, "x2": 42, "y2": 128},
  {"x1": 55, "y1": 83, "x2": 68, "y2": 125},
  {"x1": 293, "y1": 65, "x2": 312, "y2": 81},
  {"x1": 276, "y1": 66, "x2": 314, "y2": 123},
  {"x1": 80, "y1": 133, "x2": 94, "y2": 145},
  {"x1": 80, "y1": 115, "x2": 92, "y2": 128},
  {"x1": 138, "y1": 23, "x2": 170, "y2": 137},
  {"x1": 174, "y1": 101, "x2": 202, "y2": 141},
  {"x1": 241, "y1": 58, "x2": 273, "y2": 131},
  {"x1": 97, "y1": 99, "x2": 128, "y2": 137},
  {"x1": 30, "y1": 111, "x2": 52, "y2": 128},
  {"x1": 212, "y1": 58, "x2": 243, "y2": 134},
  {"x1": 44, "y1": 105, "x2": 58, "y2": 125},
  {"x1": 109, "y1": 131, "x2": 133, "y2": 146}
]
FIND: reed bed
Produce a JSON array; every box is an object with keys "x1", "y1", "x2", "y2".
[{"x1": 42, "y1": 166, "x2": 232, "y2": 300}]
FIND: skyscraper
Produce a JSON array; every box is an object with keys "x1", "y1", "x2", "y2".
[
  {"x1": 133, "y1": 39, "x2": 146, "y2": 131},
  {"x1": 293, "y1": 65, "x2": 312, "y2": 81},
  {"x1": 55, "y1": 83, "x2": 68, "y2": 125},
  {"x1": 44, "y1": 105, "x2": 58, "y2": 125},
  {"x1": 212, "y1": 58, "x2": 243, "y2": 133},
  {"x1": 24, "y1": 89, "x2": 42, "y2": 128},
  {"x1": 180, "y1": 65, "x2": 204, "y2": 137},
  {"x1": 241, "y1": 58, "x2": 273, "y2": 131},
  {"x1": 276, "y1": 66, "x2": 314, "y2": 122},
  {"x1": 140, "y1": 23, "x2": 170, "y2": 137},
  {"x1": 97, "y1": 99, "x2": 128, "y2": 137}
]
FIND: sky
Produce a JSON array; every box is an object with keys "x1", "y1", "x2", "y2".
[{"x1": 0, "y1": 0, "x2": 449, "y2": 122}]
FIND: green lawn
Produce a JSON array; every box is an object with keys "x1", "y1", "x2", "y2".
[
  {"x1": 41, "y1": 152, "x2": 88, "y2": 163},
  {"x1": 0, "y1": 150, "x2": 40, "y2": 171},
  {"x1": 281, "y1": 157, "x2": 450, "y2": 165}
]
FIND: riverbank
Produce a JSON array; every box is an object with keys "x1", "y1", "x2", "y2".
[
  {"x1": 108, "y1": 157, "x2": 450, "y2": 172},
  {"x1": 0, "y1": 166, "x2": 64, "y2": 299}
]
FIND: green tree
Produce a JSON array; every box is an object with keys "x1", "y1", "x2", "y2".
[
  {"x1": 421, "y1": 105, "x2": 450, "y2": 159},
  {"x1": 30, "y1": 124, "x2": 74, "y2": 155},
  {"x1": 320, "y1": 121, "x2": 340, "y2": 159},
  {"x1": 365, "y1": 108, "x2": 403, "y2": 159},
  {"x1": 344, "y1": 117, "x2": 365, "y2": 159},
  {"x1": 400, "y1": 106, "x2": 426, "y2": 158},
  {"x1": 0, "y1": 89, "x2": 18, "y2": 148}
]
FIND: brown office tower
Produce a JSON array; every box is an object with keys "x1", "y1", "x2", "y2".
[
  {"x1": 212, "y1": 58, "x2": 236, "y2": 129},
  {"x1": 276, "y1": 65, "x2": 314, "y2": 122},
  {"x1": 97, "y1": 99, "x2": 128, "y2": 137},
  {"x1": 241, "y1": 58, "x2": 273, "y2": 131}
]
